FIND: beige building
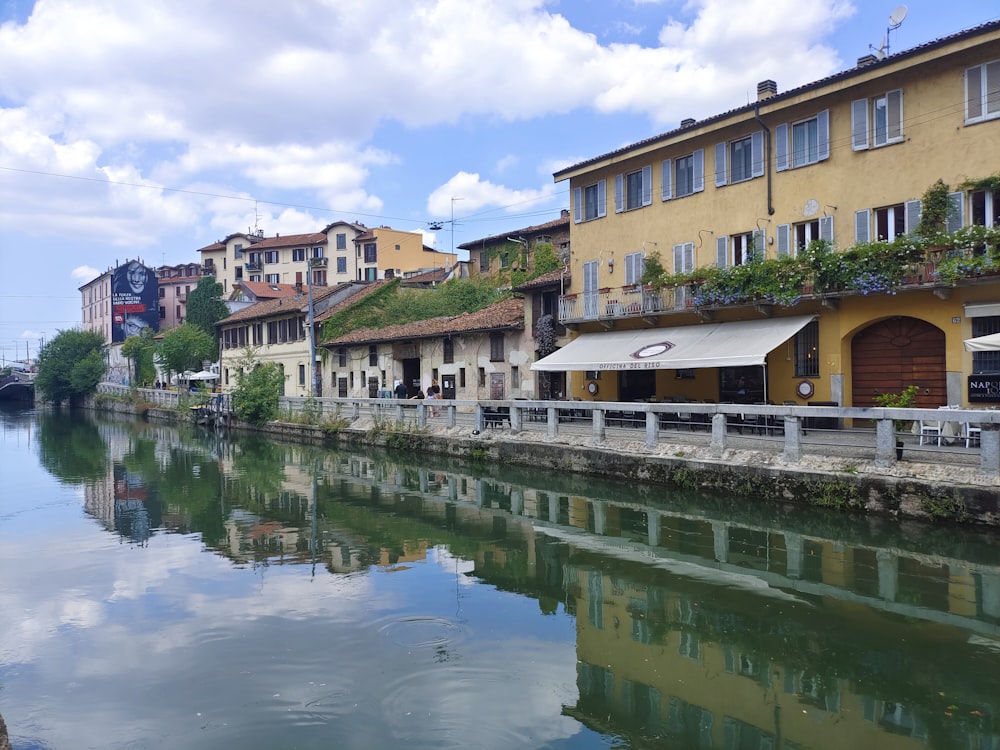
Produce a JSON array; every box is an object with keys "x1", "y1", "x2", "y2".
[
  {"x1": 544, "y1": 20, "x2": 1000, "y2": 410},
  {"x1": 80, "y1": 268, "x2": 114, "y2": 342},
  {"x1": 353, "y1": 226, "x2": 458, "y2": 282},
  {"x1": 459, "y1": 211, "x2": 571, "y2": 278}
]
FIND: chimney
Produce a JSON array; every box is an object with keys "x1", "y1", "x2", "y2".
[
  {"x1": 757, "y1": 79, "x2": 777, "y2": 101},
  {"x1": 680, "y1": 117, "x2": 696, "y2": 128},
  {"x1": 857, "y1": 54, "x2": 878, "y2": 67},
  {"x1": 560, "y1": 208, "x2": 570, "y2": 219}
]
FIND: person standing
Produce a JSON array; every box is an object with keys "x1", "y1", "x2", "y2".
[{"x1": 393, "y1": 379, "x2": 408, "y2": 399}]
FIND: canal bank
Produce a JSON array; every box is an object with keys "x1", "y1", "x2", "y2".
[{"x1": 84, "y1": 389, "x2": 1000, "y2": 528}]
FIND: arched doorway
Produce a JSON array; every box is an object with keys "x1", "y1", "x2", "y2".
[{"x1": 851, "y1": 317, "x2": 946, "y2": 408}]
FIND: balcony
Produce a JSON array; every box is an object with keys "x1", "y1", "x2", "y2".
[
  {"x1": 244, "y1": 261, "x2": 262, "y2": 272},
  {"x1": 559, "y1": 285, "x2": 679, "y2": 324}
]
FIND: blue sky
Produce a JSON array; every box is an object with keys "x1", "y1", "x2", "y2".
[{"x1": 0, "y1": 0, "x2": 996, "y2": 363}]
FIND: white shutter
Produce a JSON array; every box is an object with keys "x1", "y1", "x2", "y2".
[
  {"x1": 819, "y1": 215, "x2": 834, "y2": 243},
  {"x1": 614, "y1": 173, "x2": 624, "y2": 213},
  {"x1": 641, "y1": 165, "x2": 652, "y2": 206},
  {"x1": 751, "y1": 131, "x2": 765, "y2": 178},
  {"x1": 904, "y1": 199, "x2": 922, "y2": 234},
  {"x1": 775, "y1": 124, "x2": 789, "y2": 172},
  {"x1": 777, "y1": 224, "x2": 791, "y2": 257},
  {"x1": 752, "y1": 229, "x2": 766, "y2": 260},
  {"x1": 573, "y1": 187, "x2": 583, "y2": 224},
  {"x1": 817, "y1": 109, "x2": 830, "y2": 161},
  {"x1": 946, "y1": 191, "x2": 964, "y2": 233},
  {"x1": 692, "y1": 149, "x2": 705, "y2": 193},
  {"x1": 683, "y1": 242, "x2": 695, "y2": 272},
  {"x1": 597, "y1": 179, "x2": 607, "y2": 218},
  {"x1": 854, "y1": 209, "x2": 871, "y2": 243},
  {"x1": 716, "y1": 235, "x2": 728, "y2": 268},
  {"x1": 714, "y1": 142, "x2": 727, "y2": 187},
  {"x1": 672, "y1": 243, "x2": 685, "y2": 274},
  {"x1": 661, "y1": 160, "x2": 672, "y2": 201},
  {"x1": 887, "y1": 89, "x2": 903, "y2": 141},
  {"x1": 851, "y1": 98, "x2": 869, "y2": 150}
]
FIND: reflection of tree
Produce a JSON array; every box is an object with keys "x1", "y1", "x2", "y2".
[
  {"x1": 228, "y1": 434, "x2": 291, "y2": 504},
  {"x1": 36, "y1": 411, "x2": 109, "y2": 483}
]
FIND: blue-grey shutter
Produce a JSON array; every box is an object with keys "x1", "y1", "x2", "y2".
[
  {"x1": 817, "y1": 109, "x2": 830, "y2": 161},
  {"x1": 641, "y1": 165, "x2": 652, "y2": 206},
  {"x1": 904, "y1": 199, "x2": 922, "y2": 234},
  {"x1": 751, "y1": 130, "x2": 765, "y2": 178},
  {"x1": 661, "y1": 160, "x2": 672, "y2": 200},
  {"x1": 683, "y1": 242, "x2": 695, "y2": 272},
  {"x1": 777, "y1": 224, "x2": 791, "y2": 257},
  {"x1": 693, "y1": 149, "x2": 705, "y2": 193},
  {"x1": 597, "y1": 179, "x2": 607, "y2": 218},
  {"x1": 614, "y1": 173, "x2": 624, "y2": 213},
  {"x1": 752, "y1": 229, "x2": 766, "y2": 260},
  {"x1": 946, "y1": 192, "x2": 964, "y2": 233},
  {"x1": 716, "y1": 235, "x2": 728, "y2": 268},
  {"x1": 819, "y1": 215, "x2": 834, "y2": 243},
  {"x1": 854, "y1": 209, "x2": 870, "y2": 243},
  {"x1": 887, "y1": 89, "x2": 903, "y2": 141},
  {"x1": 714, "y1": 142, "x2": 727, "y2": 186},
  {"x1": 775, "y1": 123, "x2": 789, "y2": 172},
  {"x1": 573, "y1": 187, "x2": 583, "y2": 223},
  {"x1": 851, "y1": 98, "x2": 869, "y2": 150}
]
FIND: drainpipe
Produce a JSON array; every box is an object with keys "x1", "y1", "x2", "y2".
[{"x1": 754, "y1": 102, "x2": 775, "y2": 216}]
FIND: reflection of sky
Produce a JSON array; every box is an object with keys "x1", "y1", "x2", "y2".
[{"x1": 0, "y1": 418, "x2": 592, "y2": 749}]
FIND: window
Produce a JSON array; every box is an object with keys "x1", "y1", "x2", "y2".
[
  {"x1": 775, "y1": 110, "x2": 829, "y2": 171},
  {"x1": 615, "y1": 166, "x2": 652, "y2": 212},
  {"x1": 312, "y1": 247, "x2": 323, "y2": 258},
  {"x1": 336, "y1": 256, "x2": 347, "y2": 273},
  {"x1": 675, "y1": 155, "x2": 694, "y2": 197},
  {"x1": 573, "y1": 180, "x2": 607, "y2": 223},
  {"x1": 364, "y1": 267, "x2": 378, "y2": 281},
  {"x1": 159, "y1": 287, "x2": 165, "y2": 298},
  {"x1": 311, "y1": 269, "x2": 326, "y2": 286},
  {"x1": 265, "y1": 273, "x2": 280, "y2": 284},
  {"x1": 264, "y1": 250, "x2": 279, "y2": 264},
  {"x1": 972, "y1": 316, "x2": 1000, "y2": 374},
  {"x1": 336, "y1": 233, "x2": 347, "y2": 250},
  {"x1": 478, "y1": 367, "x2": 485, "y2": 387},
  {"x1": 511, "y1": 366, "x2": 520, "y2": 389},
  {"x1": 715, "y1": 132, "x2": 764, "y2": 186},
  {"x1": 852, "y1": 91, "x2": 903, "y2": 150},
  {"x1": 965, "y1": 60, "x2": 1000, "y2": 124},
  {"x1": 368, "y1": 345, "x2": 378, "y2": 366},
  {"x1": 159, "y1": 307, "x2": 166, "y2": 319},
  {"x1": 717, "y1": 231, "x2": 763, "y2": 268},
  {"x1": 490, "y1": 333, "x2": 504, "y2": 362},
  {"x1": 624, "y1": 252, "x2": 645, "y2": 286},
  {"x1": 338, "y1": 377, "x2": 348, "y2": 397},
  {"x1": 500, "y1": 252, "x2": 510, "y2": 269},
  {"x1": 460, "y1": 368, "x2": 466, "y2": 388},
  {"x1": 363, "y1": 243, "x2": 377, "y2": 263},
  {"x1": 443, "y1": 338, "x2": 454, "y2": 364},
  {"x1": 875, "y1": 204, "x2": 906, "y2": 241},
  {"x1": 234, "y1": 243, "x2": 243, "y2": 257},
  {"x1": 298, "y1": 364, "x2": 306, "y2": 386},
  {"x1": 777, "y1": 216, "x2": 833, "y2": 257},
  {"x1": 292, "y1": 248, "x2": 306, "y2": 262},
  {"x1": 795, "y1": 321, "x2": 819, "y2": 377},
  {"x1": 338, "y1": 347, "x2": 347, "y2": 367},
  {"x1": 672, "y1": 242, "x2": 694, "y2": 273},
  {"x1": 661, "y1": 150, "x2": 704, "y2": 200},
  {"x1": 971, "y1": 188, "x2": 1000, "y2": 227},
  {"x1": 854, "y1": 200, "x2": 921, "y2": 243}
]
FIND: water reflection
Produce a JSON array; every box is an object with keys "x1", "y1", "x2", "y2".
[{"x1": 3, "y1": 406, "x2": 1000, "y2": 749}]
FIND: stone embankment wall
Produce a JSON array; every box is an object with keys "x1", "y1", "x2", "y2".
[{"x1": 85, "y1": 398, "x2": 1000, "y2": 528}]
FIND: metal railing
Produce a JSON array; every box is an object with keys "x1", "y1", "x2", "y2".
[{"x1": 95, "y1": 383, "x2": 1000, "y2": 475}]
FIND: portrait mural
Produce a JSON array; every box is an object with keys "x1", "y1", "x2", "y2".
[{"x1": 111, "y1": 260, "x2": 159, "y2": 343}]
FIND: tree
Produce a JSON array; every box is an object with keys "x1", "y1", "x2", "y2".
[
  {"x1": 121, "y1": 326, "x2": 157, "y2": 386},
  {"x1": 35, "y1": 329, "x2": 106, "y2": 405},
  {"x1": 156, "y1": 323, "x2": 216, "y2": 381},
  {"x1": 231, "y1": 347, "x2": 284, "y2": 424},
  {"x1": 185, "y1": 276, "x2": 230, "y2": 338}
]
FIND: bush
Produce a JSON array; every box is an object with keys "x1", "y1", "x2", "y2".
[{"x1": 231, "y1": 363, "x2": 284, "y2": 425}]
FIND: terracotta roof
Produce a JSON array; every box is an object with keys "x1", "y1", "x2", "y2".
[
  {"x1": 402, "y1": 268, "x2": 449, "y2": 285},
  {"x1": 513, "y1": 267, "x2": 569, "y2": 292},
  {"x1": 313, "y1": 280, "x2": 394, "y2": 324},
  {"x1": 246, "y1": 232, "x2": 328, "y2": 249},
  {"x1": 218, "y1": 285, "x2": 341, "y2": 325},
  {"x1": 196, "y1": 240, "x2": 225, "y2": 253},
  {"x1": 554, "y1": 19, "x2": 1000, "y2": 179},
  {"x1": 238, "y1": 281, "x2": 302, "y2": 300},
  {"x1": 458, "y1": 214, "x2": 570, "y2": 250},
  {"x1": 323, "y1": 297, "x2": 524, "y2": 346}
]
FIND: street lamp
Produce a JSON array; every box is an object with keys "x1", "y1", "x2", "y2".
[{"x1": 307, "y1": 255, "x2": 327, "y2": 397}]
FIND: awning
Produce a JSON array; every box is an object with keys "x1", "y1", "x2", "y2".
[
  {"x1": 964, "y1": 332, "x2": 1000, "y2": 351},
  {"x1": 531, "y1": 316, "x2": 816, "y2": 371}
]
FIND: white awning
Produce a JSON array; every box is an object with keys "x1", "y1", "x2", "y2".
[
  {"x1": 531, "y1": 316, "x2": 816, "y2": 372},
  {"x1": 964, "y1": 332, "x2": 1000, "y2": 351}
]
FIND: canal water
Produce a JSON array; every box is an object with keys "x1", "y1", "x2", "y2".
[{"x1": 2, "y1": 406, "x2": 999, "y2": 750}]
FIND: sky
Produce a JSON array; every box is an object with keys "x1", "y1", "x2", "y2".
[{"x1": 0, "y1": 0, "x2": 996, "y2": 364}]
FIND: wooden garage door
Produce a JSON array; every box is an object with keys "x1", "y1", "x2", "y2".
[{"x1": 851, "y1": 317, "x2": 946, "y2": 408}]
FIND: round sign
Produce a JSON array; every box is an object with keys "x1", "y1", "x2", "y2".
[
  {"x1": 587, "y1": 381, "x2": 599, "y2": 395},
  {"x1": 796, "y1": 380, "x2": 815, "y2": 398}
]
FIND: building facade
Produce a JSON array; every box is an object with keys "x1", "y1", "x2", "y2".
[
  {"x1": 459, "y1": 211, "x2": 571, "y2": 278},
  {"x1": 155, "y1": 262, "x2": 203, "y2": 331},
  {"x1": 544, "y1": 20, "x2": 1000, "y2": 409},
  {"x1": 353, "y1": 226, "x2": 458, "y2": 282}
]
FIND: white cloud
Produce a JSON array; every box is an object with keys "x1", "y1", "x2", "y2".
[
  {"x1": 428, "y1": 171, "x2": 557, "y2": 217},
  {"x1": 20, "y1": 328, "x2": 45, "y2": 339},
  {"x1": 71, "y1": 265, "x2": 101, "y2": 281}
]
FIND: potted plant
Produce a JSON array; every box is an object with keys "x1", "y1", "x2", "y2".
[{"x1": 873, "y1": 384, "x2": 919, "y2": 459}]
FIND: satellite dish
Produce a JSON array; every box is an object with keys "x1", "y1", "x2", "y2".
[
  {"x1": 876, "y1": 35, "x2": 888, "y2": 59},
  {"x1": 888, "y1": 5, "x2": 907, "y2": 28}
]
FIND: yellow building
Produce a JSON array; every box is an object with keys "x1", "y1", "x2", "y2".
[
  {"x1": 353, "y1": 226, "x2": 458, "y2": 282},
  {"x1": 541, "y1": 20, "x2": 1000, "y2": 409}
]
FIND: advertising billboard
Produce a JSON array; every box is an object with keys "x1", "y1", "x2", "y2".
[{"x1": 111, "y1": 261, "x2": 159, "y2": 343}]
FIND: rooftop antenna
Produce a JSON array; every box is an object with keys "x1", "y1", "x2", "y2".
[{"x1": 872, "y1": 5, "x2": 907, "y2": 59}]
